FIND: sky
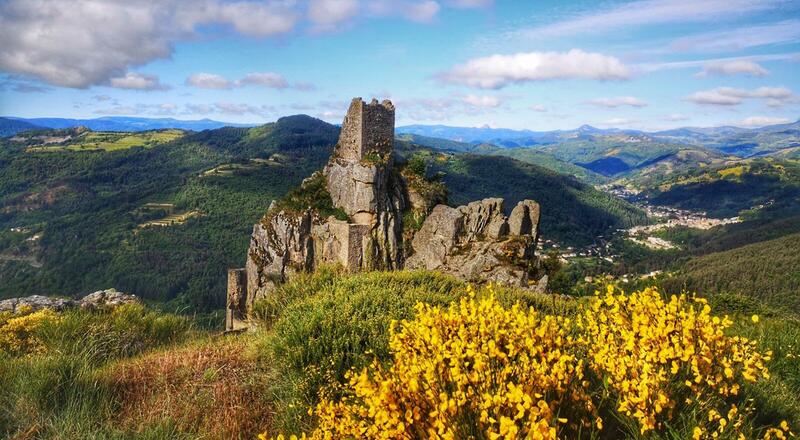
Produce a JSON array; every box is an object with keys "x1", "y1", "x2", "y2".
[{"x1": 0, "y1": 0, "x2": 799, "y2": 131}]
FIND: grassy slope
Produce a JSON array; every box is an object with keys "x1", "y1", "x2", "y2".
[
  {"x1": 25, "y1": 129, "x2": 185, "y2": 152},
  {"x1": 663, "y1": 232, "x2": 800, "y2": 314},
  {"x1": 2, "y1": 270, "x2": 798, "y2": 439}
]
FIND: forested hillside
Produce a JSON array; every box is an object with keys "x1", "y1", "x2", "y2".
[
  {"x1": 662, "y1": 233, "x2": 800, "y2": 313},
  {"x1": 1, "y1": 116, "x2": 646, "y2": 308},
  {"x1": 0, "y1": 115, "x2": 338, "y2": 309},
  {"x1": 395, "y1": 145, "x2": 646, "y2": 245}
]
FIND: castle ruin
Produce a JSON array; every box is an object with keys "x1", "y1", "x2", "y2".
[{"x1": 226, "y1": 97, "x2": 543, "y2": 331}]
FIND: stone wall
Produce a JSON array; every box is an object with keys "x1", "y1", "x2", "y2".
[{"x1": 337, "y1": 97, "x2": 395, "y2": 161}]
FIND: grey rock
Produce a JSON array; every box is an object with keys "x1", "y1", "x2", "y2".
[
  {"x1": 0, "y1": 289, "x2": 138, "y2": 314},
  {"x1": 405, "y1": 205, "x2": 463, "y2": 270},
  {"x1": 508, "y1": 200, "x2": 541, "y2": 238},
  {"x1": 0, "y1": 295, "x2": 74, "y2": 314},
  {"x1": 79, "y1": 288, "x2": 138, "y2": 309}
]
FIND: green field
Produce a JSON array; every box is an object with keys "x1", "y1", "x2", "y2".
[{"x1": 26, "y1": 129, "x2": 185, "y2": 152}]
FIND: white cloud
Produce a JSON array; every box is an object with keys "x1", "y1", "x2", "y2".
[
  {"x1": 0, "y1": 0, "x2": 473, "y2": 89},
  {"x1": 518, "y1": 0, "x2": 785, "y2": 38},
  {"x1": 403, "y1": 1, "x2": 441, "y2": 22},
  {"x1": 95, "y1": 106, "x2": 141, "y2": 116},
  {"x1": 186, "y1": 72, "x2": 310, "y2": 91},
  {"x1": 185, "y1": 103, "x2": 214, "y2": 115},
  {"x1": 735, "y1": 116, "x2": 792, "y2": 127},
  {"x1": 109, "y1": 72, "x2": 168, "y2": 90},
  {"x1": 393, "y1": 93, "x2": 507, "y2": 121},
  {"x1": 637, "y1": 53, "x2": 799, "y2": 74},
  {"x1": 439, "y1": 49, "x2": 630, "y2": 89},
  {"x1": 663, "y1": 114, "x2": 689, "y2": 121},
  {"x1": 586, "y1": 96, "x2": 648, "y2": 108},
  {"x1": 685, "y1": 87, "x2": 749, "y2": 105},
  {"x1": 670, "y1": 19, "x2": 800, "y2": 53},
  {"x1": 308, "y1": 0, "x2": 359, "y2": 30},
  {"x1": 685, "y1": 86, "x2": 797, "y2": 107},
  {"x1": 529, "y1": 104, "x2": 547, "y2": 112},
  {"x1": 696, "y1": 60, "x2": 769, "y2": 77},
  {"x1": 0, "y1": 0, "x2": 301, "y2": 89},
  {"x1": 598, "y1": 117, "x2": 639, "y2": 126},
  {"x1": 237, "y1": 72, "x2": 290, "y2": 89},
  {"x1": 461, "y1": 94, "x2": 502, "y2": 108},
  {"x1": 444, "y1": 0, "x2": 492, "y2": 7},
  {"x1": 186, "y1": 73, "x2": 232, "y2": 89}
]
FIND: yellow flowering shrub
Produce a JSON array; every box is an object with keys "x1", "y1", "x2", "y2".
[
  {"x1": 0, "y1": 307, "x2": 60, "y2": 356},
  {"x1": 265, "y1": 284, "x2": 794, "y2": 440},
  {"x1": 277, "y1": 285, "x2": 593, "y2": 439},
  {"x1": 578, "y1": 286, "x2": 775, "y2": 438}
]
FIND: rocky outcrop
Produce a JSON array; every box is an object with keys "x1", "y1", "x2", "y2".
[
  {"x1": 0, "y1": 288, "x2": 138, "y2": 314},
  {"x1": 406, "y1": 199, "x2": 540, "y2": 288},
  {"x1": 226, "y1": 98, "x2": 546, "y2": 329},
  {"x1": 245, "y1": 204, "x2": 314, "y2": 312}
]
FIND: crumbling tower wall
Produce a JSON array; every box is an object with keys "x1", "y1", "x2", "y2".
[{"x1": 337, "y1": 98, "x2": 395, "y2": 161}]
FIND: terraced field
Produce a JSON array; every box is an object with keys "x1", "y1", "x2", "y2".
[{"x1": 26, "y1": 129, "x2": 185, "y2": 152}]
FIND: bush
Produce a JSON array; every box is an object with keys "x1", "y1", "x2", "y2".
[
  {"x1": 266, "y1": 284, "x2": 794, "y2": 440},
  {"x1": 0, "y1": 304, "x2": 192, "y2": 438},
  {"x1": 262, "y1": 270, "x2": 464, "y2": 431},
  {"x1": 260, "y1": 270, "x2": 579, "y2": 433}
]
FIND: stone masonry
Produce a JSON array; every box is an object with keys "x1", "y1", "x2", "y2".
[{"x1": 337, "y1": 97, "x2": 395, "y2": 162}]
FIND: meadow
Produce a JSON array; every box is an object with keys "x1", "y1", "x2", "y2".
[{"x1": 1, "y1": 269, "x2": 797, "y2": 439}]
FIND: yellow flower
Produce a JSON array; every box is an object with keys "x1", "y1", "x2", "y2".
[{"x1": 752, "y1": 315, "x2": 760, "y2": 323}]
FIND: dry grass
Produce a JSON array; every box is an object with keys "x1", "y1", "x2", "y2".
[{"x1": 103, "y1": 335, "x2": 273, "y2": 439}]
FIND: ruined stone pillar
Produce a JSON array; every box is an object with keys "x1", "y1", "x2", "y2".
[{"x1": 226, "y1": 268, "x2": 248, "y2": 331}]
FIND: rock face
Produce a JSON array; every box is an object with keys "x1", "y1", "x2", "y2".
[
  {"x1": 226, "y1": 97, "x2": 545, "y2": 328},
  {"x1": 0, "y1": 288, "x2": 138, "y2": 314},
  {"x1": 406, "y1": 199, "x2": 540, "y2": 287}
]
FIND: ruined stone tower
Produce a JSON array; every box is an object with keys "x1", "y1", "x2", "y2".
[
  {"x1": 337, "y1": 97, "x2": 395, "y2": 161},
  {"x1": 225, "y1": 98, "x2": 544, "y2": 331}
]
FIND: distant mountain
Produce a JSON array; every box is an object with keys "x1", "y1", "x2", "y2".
[
  {"x1": 397, "y1": 120, "x2": 800, "y2": 156},
  {"x1": 397, "y1": 124, "x2": 646, "y2": 146},
  {"x1": 0, "y1": 117, "x2": 44, "y2": 137},
  {"x1": 400, "y1": 132, "x2": 608, "y2": 184},
  {"x1": 2, "y1": 116, "x2": 256, "y2": 133}
]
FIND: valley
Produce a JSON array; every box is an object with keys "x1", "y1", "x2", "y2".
[{"x1": 2, "y1": 112, "x2": 799, "y2": 440}]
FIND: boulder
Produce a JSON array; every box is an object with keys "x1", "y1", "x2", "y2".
[
  {"x1": 508, "y1": 200, "x2": 541, "y2": 238},
  {"x1": 406, "y1": 198, "x2": 540, "y2": 289},
  {"x1": 0, "y1": 295, "x2": 74, "y2": 314},
  {"x1": 0, "y1": 289, "x2": 138, "y2": 314},
  {"x1": 79, "y1": 288, "x2": 138, "y2": 309},
  {"x1": 405, "y1": 205, "x2": 463, "y2": 270}
]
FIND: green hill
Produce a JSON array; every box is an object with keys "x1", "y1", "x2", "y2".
[
  {"x1": 395, "y1": 144, "x2": 646, "y2": 245},
  {"x1": 1, "y1": 115, "x2": 645, "y2": 308},
  {"x1": 662, "y1": 232, "x2": 800, "y2": 314},
  {"x1": 397, "y1": 133, "x2": 608, "y2": 184},
  {"x1": 0, "y1": 117, "x2": 44, "y2": 137},
  {"x1": 644, "y1": 158, "x2": 800, "y2": 218},
  {"x1": 0, "y1": 115, "x2": 338, "y2": 309}
]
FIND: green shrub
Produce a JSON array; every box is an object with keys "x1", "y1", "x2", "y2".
[
  {"x1": 0, "y1": 304, "x2": 192, "y2": 438},
  {"x1": 37, "y1": 303, "x2": 191, "y2": 363},
  {"x1": 260, "y1": 269, "x2": 579, "y2": 432},
  {"x1": 271, "y1": 172, "x2": 348, "y2": 221}
]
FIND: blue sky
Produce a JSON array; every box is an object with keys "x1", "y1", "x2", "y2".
[{"x1": 1, "y1": 0, "x2": 799, "y2": 130}]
